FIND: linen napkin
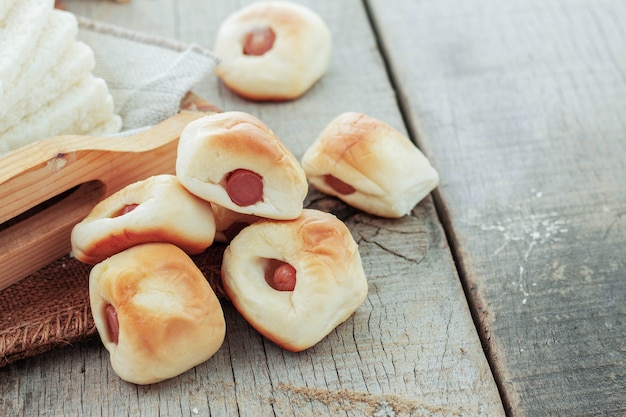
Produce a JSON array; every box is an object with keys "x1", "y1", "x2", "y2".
[{"x1": 76, "y1": 16, "x2": 218, "y2": 131}]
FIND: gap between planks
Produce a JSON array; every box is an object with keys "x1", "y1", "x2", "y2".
[{"x1": 359, "y1": 0, "x2": 513, "y2": 415}]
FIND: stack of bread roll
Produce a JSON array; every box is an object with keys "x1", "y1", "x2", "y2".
[
  {"x1": 0, "y1": 0, "x2": 121, "y2": 154},
  {"x1": 176, "y1": 112, "x2": 369, "y2": 353},
  {"x1": 70, "y1": 107, "x2": 440, "y2": 384},
  {"x1": 71, "y1": 173, "x2": 225, "y2": 385},
  {"x1": 71, "y1": 111, "x2": 371, "y2": 385},
  {"x1": 67, "y1": 1, "x2": 440, "y2": 386}
]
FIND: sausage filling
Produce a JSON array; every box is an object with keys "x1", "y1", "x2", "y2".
[
  {"x1": 113, "y1": 203, "x2": 139, "y2": 217},
  {"x1": 324, "y1": 174, "x2": 356, "y2": 195},
  {"x1": 243, "y1": 27, "x2": 276, "y2": 56},
  {"x1": 264, "y1": 259, "x2": 296, "y2": 291},
  {"x1": 224, "y1": 169, "x2": 264, "y2": 206},
  {"x1": 104, "y1": 303, "x2": 120, "y2": 344}
]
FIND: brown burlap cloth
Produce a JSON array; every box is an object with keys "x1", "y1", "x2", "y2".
[{"x1": 0, "y1": 17, "x2": 225, "y2": 367}]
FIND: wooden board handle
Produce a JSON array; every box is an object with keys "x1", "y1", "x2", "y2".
[{"x1": 0, "y1": 108, "x2": 211, "y2": 291}]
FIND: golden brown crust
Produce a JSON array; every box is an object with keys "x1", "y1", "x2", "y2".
[
  {"x1": 71, "y1": 174, "x2": 216, "y2": 264},
  {"x1": 221, "y1": 209, "x2": 368, "y2": 352},
  {"x1": 201, "y1": 112, "x2": 290, "y2": 165},
  {"x1": 176, "y1": 111, "x2": 308, "y2": 220},
  {"x1": 310, "y1": 112, "x2": 389, "y2": 171},
  {"x1": 301, "y1": 112, "x2": 440, "y2": 218},
  {"x1": 90, "y1": 243, "x2": 226, "y2": 385}
]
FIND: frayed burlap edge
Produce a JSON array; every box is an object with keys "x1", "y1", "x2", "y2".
[{"x1": 0, "y1": 255, "x2": 95, "y2": 367}]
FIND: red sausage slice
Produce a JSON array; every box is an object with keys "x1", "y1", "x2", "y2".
[
  {"x1": 104, "y1": 303, "x2": 120, "y2": 344},
  {"x1": 324, "y1": 174, "x2": 356, "y2": 195},
  {"x1": 113, "y1": 203, "x2": 139, "y2": 218},
  {"x1": 121, "y1": 204, "x2": 139, "y2": 215},
  {"x1": 225, "y1": 169, "x2": 264, "y2": 206},
  {"x1": 243, "y1": 27, "x2": 276, "y2": 56},
  {"x1": 265, "y1": 259, "x2": 296, "y2": 291},
  {"x1": 272, "y1": 263, "x2": 297, "y2": 291}
]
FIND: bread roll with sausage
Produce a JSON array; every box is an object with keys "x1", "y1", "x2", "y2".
[
  {"x1": 221, "y1": 209, "x2": 368, "y2": 352},
  {"x1": 301, "y1": 112, "x2": 439, "y2": 218},
  {"x1": 176, "y1": 111, "x2": 308, "y2": 220},
  {"x1": 71, "y1": 174, "x2": 216, "y2": 265},
  {"x1": 90, "y1": 243, "x2": 226, "y2": 385},
  {"x1": 213, "y1": 1, "x2": 332, "y2": 101}
]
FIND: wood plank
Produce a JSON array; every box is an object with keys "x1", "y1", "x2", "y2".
[
  {"x1": 0, "y1": 1, "x2": 504, "y2": 416},
  {"x1": 0, "y1": 111, "x2": 205, "y2": 290},
  {"x1": 367, "y1": 0, "x2": 626, "y2": 415}
]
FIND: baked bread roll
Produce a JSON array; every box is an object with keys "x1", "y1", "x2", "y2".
[
  {"x1": 301, "y1": 112, "x2": 439, "y2": 218},
  {"x1": 221, "y1": 209, "x2": 368, "y2": 352},
  {"x1": 71, "y1": 174, "x2": 216, "y2": 265},
  {"x1": 90, "y1": 243, "x2": 226, "y2": 385},
  {"x1": 211, "y1": 203, "x2": 260, "y2": 243},
  {"x1": 213, "y1": 1, "x2": 332, "y2": 101},
  {"x1": 176, "y1": 111, "x2": 308, "y2": 220}
]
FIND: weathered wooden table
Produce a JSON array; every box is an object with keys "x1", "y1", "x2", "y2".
[{"x1": 1, "y1": 1, "x2": 624, "y2": 416}]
